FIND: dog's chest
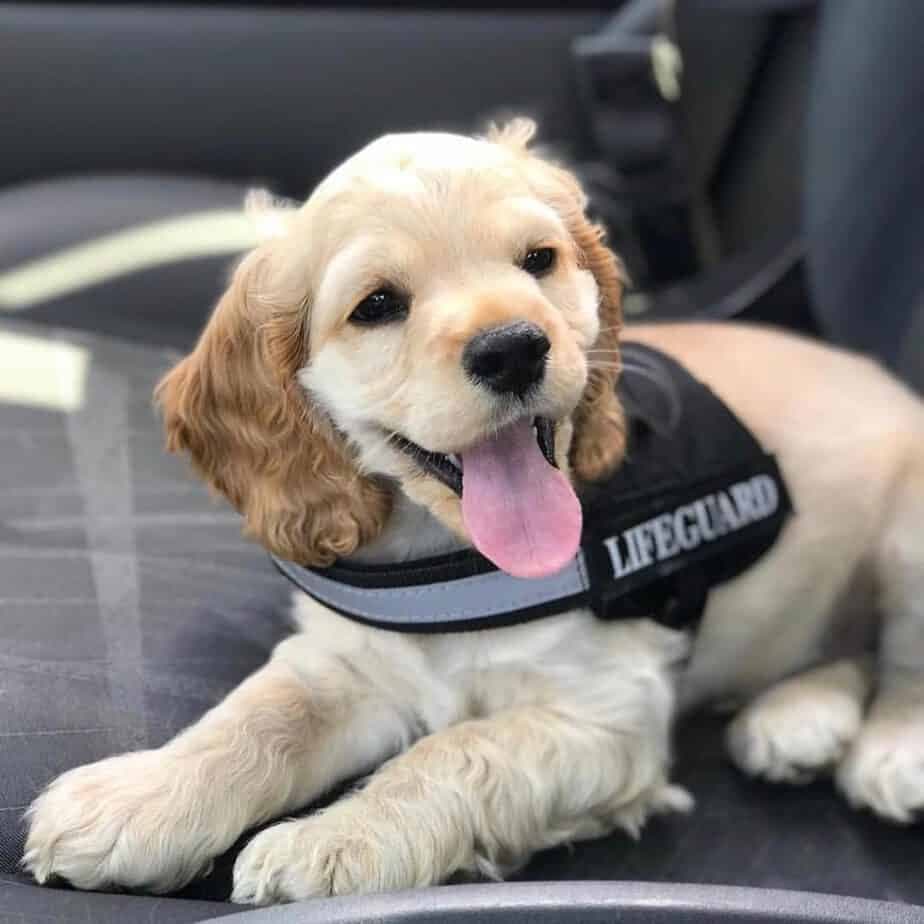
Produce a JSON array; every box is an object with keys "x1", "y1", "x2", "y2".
[{"x1": 415, "y1": 607, "x2": 688, "y2": 718}]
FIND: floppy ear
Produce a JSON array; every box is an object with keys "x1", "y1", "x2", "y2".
[
  {"x1": 490, "y1": 118, "x2": 627, "y2": 482},
  {"x1": 155, "y1": 245, "x2": 392, "y2": 566},
  {"x1": 564, "y1": 206, "x2": 627, "y2": 482}
]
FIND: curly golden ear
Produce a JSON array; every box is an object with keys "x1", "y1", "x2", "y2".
[
  {"x1": 492, "y1": 119, "x2": 627, "y2": 482},
  {"x1": 566, "y1": 213, "x2": 627, "y2": 482},
  {"x1": 155, "y1": 246, "x2": 391, "y2": 566}
]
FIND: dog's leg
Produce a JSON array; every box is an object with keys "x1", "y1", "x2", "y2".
[
  {"x1": 24, "y1": 626, "x2": 446, "y2": 893},
  {"x1": 726, "y1": 658, "x2": 873, "y2": 784},
  {"x1": 232, "y1": 701, "x2": 691, "y2": 904},
  {"x1": 837, "y1": 460, "x2": 924, "y2": 821},
  {"x1": 838, "y1": 669, "x2": 924, "y2": 821}
]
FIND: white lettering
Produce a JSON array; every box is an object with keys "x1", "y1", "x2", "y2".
[
  {"x1": 717, "y1": 491, "x2": 741, "y2": 531},
  {"x1": 605, "y1": 535, "x2": 637, "y2": 578},
  {"x1": 652, "y1": 512, "x2": 678, "y2": 559},
  {"x1": 603, "y1": 535, "x2": 623, "y2": 575},
  {"x1": 624, "y1": 527, "x2": 645, "y2": 572},
  {"x1": 674, "y1": 505, "x2": 700, "y2": 550},
  {"x1": 750, "y1": 475, "x2": 779, "y2": 518},
  {"x1": 694, "y1": 498, "x2": 717, "y2": 540},
  {"x1": 634, "y1": 523, "x2": 656, "y2": 567},
  {"x1": 730, "y1": 482, "x2": 757, "y2": 525},
  {"x1": 704, "y1": 495, "x2": 727, "y2": 536},
  {"x1": 604, "y1": 475, "x2": 781, "y2": 579}
]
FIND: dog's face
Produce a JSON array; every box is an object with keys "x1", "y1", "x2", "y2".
[{"x1": 157, "y1": 121, "x2": 626, "y2": 576}]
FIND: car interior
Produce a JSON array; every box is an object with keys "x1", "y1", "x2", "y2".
[{"x1": 1, "y1": 1, "x2": 923, "y2": 922}]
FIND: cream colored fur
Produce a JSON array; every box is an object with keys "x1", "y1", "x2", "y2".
[{"x1": 23, "y1": 127, "x2": 924, "y2": 904}]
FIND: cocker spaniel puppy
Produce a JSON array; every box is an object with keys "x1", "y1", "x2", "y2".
[{"x1": 25, "y1": 121, "x2": 924, "y2": 905}]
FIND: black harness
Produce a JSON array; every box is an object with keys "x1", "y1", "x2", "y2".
[{"x1": 274, "y1": 342, "x2": 793, "y2": 633}]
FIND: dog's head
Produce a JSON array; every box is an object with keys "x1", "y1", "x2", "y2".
[{"x1": 156, "y1": 120, "x2": 625, "y2": 577}]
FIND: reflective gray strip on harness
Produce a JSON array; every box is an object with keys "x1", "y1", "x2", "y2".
[{"x1": 272, "y1": 553, "x2": 590, "y2": 631}]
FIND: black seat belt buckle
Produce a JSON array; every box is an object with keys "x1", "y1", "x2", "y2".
[
  {"x1": 573, "y1": 30, "x2": 678, "y2": 174},
  {"x1": 572, "y1": 19, "x2": 701, "y2": 289}
]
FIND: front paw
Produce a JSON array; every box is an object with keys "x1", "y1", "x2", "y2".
[
  {"x1": 727, "y1": 684, "x2": 862, "y2": 785},
  {"x1": 837, "y1": 725, "x2": 924, "y2": 823},
  {"x1": 232, "y1": 800, "x2": 428, "y2": 905},
  {"x1": 24, "y1": 750, "x2": 223, "y2": 892}
]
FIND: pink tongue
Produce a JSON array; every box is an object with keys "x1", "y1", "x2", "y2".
[{"x1": 461, "y1": 419, "x2": 582, "y2": 579}]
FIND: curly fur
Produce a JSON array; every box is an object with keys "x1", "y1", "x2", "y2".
[{"x1": 155, "y1": 246, "x2": 392, "y2": 565}]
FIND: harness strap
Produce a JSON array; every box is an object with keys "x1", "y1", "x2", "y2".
[
  {"x1": 274, "y1": 342, "x2": 794, "y2": 634},
  {"x1": 272, "y1": 552, "x2": 589, "y2": 634}
]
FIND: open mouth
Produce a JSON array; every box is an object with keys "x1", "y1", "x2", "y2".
[
  {"x1": 391, "y1": 416, "x2": 557, "y2": 498},
  {"x1": 389, "y1": 416, "x2": 582, "y2": 580}
]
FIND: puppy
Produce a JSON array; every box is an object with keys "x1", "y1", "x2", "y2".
[{"x1": 24, "y1": 121, "x2": 924, "y2": 904}]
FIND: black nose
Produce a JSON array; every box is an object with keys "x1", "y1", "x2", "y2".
[{"x1": 463, "y1": 321, "x2": 551, "y2": 397}]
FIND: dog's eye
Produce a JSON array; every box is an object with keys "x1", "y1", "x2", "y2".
[
  {"x1": 349, "y1": 288, "x2": 410, "y2": 325},
  {"x1": 520, "y1": 247, "x2": 556, "y2": 277}
]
